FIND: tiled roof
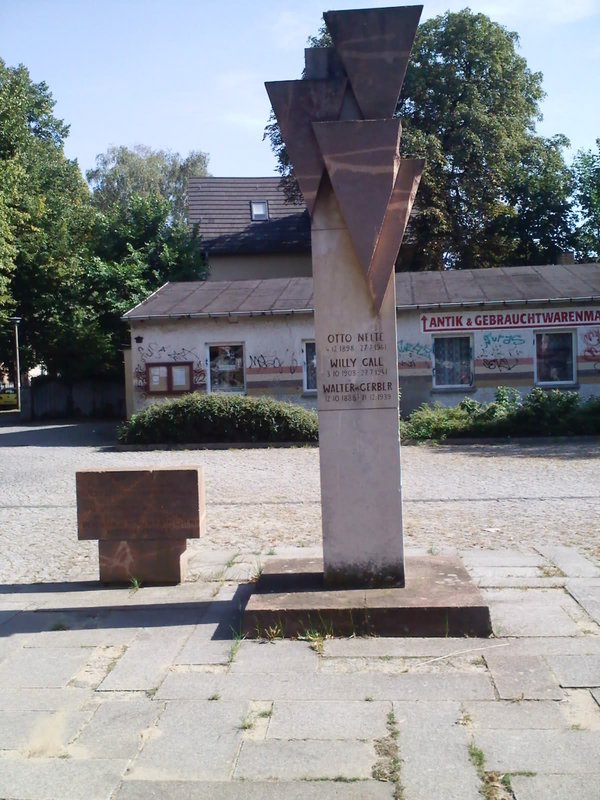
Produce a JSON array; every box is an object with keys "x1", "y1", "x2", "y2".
[
  {"x1": 123, "y1": 264, "x2": 600, "y2": 320},
  {"x1": 188, "y1": 176, "x2": 310, "y2": 255}
]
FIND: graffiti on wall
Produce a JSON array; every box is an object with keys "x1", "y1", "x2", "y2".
[
  {"x1": 477, "y1": 333, "x2": 524, "y2": 372},
  {"x1": 582, "y1": 328, "x2": 600, "y2": 371},
  {"x1": 397, "y1": 340, "x2": 432, "y2": 369},
  {"x1": 247, "y1": 352, "x2": 299, "y2": 375},
  {"x1": 134, "y1": 341, "x2": 207, "y2": 398}
]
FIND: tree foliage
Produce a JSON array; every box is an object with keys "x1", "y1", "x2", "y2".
[
  {"x1": 266, "y1": 10, "x2": 576, "y2": 270},
  {"x1": 0, "y1": 60, "x2": 208, "y2": 384},
  {"x1": 572, "y1": 139, "x2": 600, "y2": 261},
  {"x1": 86, "y1": 144, "x2": 209, "y2": 225}
]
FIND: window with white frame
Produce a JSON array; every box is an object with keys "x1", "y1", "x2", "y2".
[
  {"x1": 208, "y1": 344, "x2": 245, "y2": 393},
  {"x1": 250, "y1": 200, "x2": 269, "y2": 221},
  {"x1": 433, "y1": 336, "x2": 473, "y2": 387},
  {"x1": 147, "y1": 362, "x2": 193, "y2": 394},
  {"x1": 535, "y1": 331, "x2": 575, "y2": 384},
  {"x1": 304, "y1": 341, "x2": 317, "y2": 392}
]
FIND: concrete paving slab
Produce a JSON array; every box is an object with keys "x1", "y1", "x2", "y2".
[
  {"x1": 0, "y1": 646, "x2": 92, "y2": 688},
  {"x1": 484, "y1": 652, "x2": 563, "y2": 700},
  {"x1": 511, "y1": 774, "x2": 600, "y2": 800},
  {"x1": 98, "y1": 627, "x2": 194, "y2": 692},
  {"x1": 233, "y1": 740, "x2": 375, "y2": 781},
  {"x1": 566, "y1": 581, "x2": 600, "y2": 625},
  {"x1": 0, "y1": 757, "x2": 128, "y2": 800},
  {"x1": 394, "y1": 702, "x2": 481, "y2": 800},
  {"x1": 69, "y1": 699, "x2": 162, "y2": 759},
  {"x1": 157, "y1": 670, "x2": 495, "y2": 702},
  {"x1": 483, "y1": 637, "x2": 600, "y2": 656},
  {"x1": 460, "y1": 551, "x2": 545, "y2": 567},
  {"x1": 323, "y1": 637, "x2": 496, "y2": 659},
  {"x1": 267, "y1": 700, "x2": 390, "y2": 739},
  {"x1": 0, "y1": 709, "x2": 91, "y2": 753},
  {"x1": 115, "y1": 780, "x2": 395, "y2": 799},
  {"x1": 175, "y1": 635, "x2": 233, "y2": 665},
  {"x1": 472, "y1": 577, "x2": 567, "y2": 589},
  {"x1": 21, "y1": 626, "x2": 139, "y2": 648},
  {"x1": 484, "y1": 589, "x2": 582, "y2": 636},
  {"x1": 128, "y1": 700, "x2": 246, "y2": 781},
  {"x1": 546, "y1": 655, "x2": 600, "y2": 687},
  {"x1": 229, "y1": 640, "x2": 320, "y2": 674},
  {"x1": 468, "y1": 566, "x2": 543, "y2": 579},
  {"x1": 474, "y1": 729, "x2": 600, "y2": 773},
  {"x1": 0, "y1": 687, "x2": 94, "y2": 711},
  {"x1": 535, "y1": 545, "x2": 600, "y2": 578},
  {"x1": 463, "y1": 700, "x2": 566, "y2": 729}
]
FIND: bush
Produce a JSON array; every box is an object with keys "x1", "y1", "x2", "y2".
[
  {"x1": 118, "y1": 393, "x2": 319, "y2": 445},
  {"x1": 401, "y1": 386, "x2": 600, "y2": 441}
]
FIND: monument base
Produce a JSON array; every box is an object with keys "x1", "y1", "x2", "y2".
[{"x1": 242, "y1": 556, "x2": 491, "y2": 638}]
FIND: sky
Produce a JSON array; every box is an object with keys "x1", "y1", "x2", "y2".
[{"x1": 1, "y1": 0, "x2": 599, "y2": 180}]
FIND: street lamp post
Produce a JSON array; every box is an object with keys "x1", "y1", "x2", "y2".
[{"x1": 9, "y1": 316, "x2": 21, "y2": 412}]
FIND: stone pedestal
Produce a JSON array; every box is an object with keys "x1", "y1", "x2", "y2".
[
  {"x1": 313, "y1": 182, "x2": 403, "y2": 587},
  {"x1": 76, "y1": 467, "x2": 205, "y2": 585}
]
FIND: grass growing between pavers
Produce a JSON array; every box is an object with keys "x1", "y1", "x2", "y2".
[
  {"x1": 372, "y1": 710, "x2": 404, "y2": 799},
  {"x1": 468, "y1": 740, "x2": 525, "y2": 800}
]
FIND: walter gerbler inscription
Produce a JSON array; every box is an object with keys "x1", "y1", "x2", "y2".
[{"x1": 319, "y1": 330, "x2": 398, "y2": 409}]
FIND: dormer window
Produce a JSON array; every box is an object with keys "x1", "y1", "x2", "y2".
[{"x1": 250, "y1": 200, "x2": 269, "y2": 221}]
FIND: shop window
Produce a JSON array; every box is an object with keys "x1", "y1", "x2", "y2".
[
  {"x1": 304, "y1": 341, "x2": 317, "y2": 392},
  {"x1": 147, "y1": 363, "x2": 192, "y2": 394},
  {"x1": 209, "y1": 344, "x2": 245, "y2": 393},
  {"x1": 535, "y1": 331, "x2": 575, "y2": 384},
  {"x1": 250, "y1": 200, "x2": 269, "y2": 221},
  {"x1": 433, "y1": 336, "x2": 473, "y2": 387}
]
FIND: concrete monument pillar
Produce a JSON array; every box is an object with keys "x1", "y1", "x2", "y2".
[{"x1": 267, "y1": 5, "x2": 424, "y2": 588}]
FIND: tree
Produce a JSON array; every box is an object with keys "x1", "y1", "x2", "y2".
[
  {"x1": 572, "y1": 139, "x2": 600, "y2": 261},
  {"x1": 266, "y1": 10, "x2": 575, "y2": 270},
  {"x1": 86, "y1": 144, "x2": 209, "y2": 224}
]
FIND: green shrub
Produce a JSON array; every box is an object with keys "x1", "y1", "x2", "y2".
[
  {"x1": 401, "y1": 386, "x2": 600, "y2": 441},
  {"x1": 118, "y1": 393, "x2": 319, "y2": 445}
]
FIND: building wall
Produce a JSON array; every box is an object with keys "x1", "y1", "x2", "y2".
[
  {"x1": 127, "y1": 302, "x2": 600, "y2": 416},
  {"x1": 207, "y1": 253, "x2": 312, "y2": 281},
  {"x1": 129, "y1": 314, "x2": 316, "y2": 413}
]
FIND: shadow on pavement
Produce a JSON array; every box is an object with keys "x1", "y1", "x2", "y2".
[
  {"x1": 0, "y1": 421, "x2": 119, "y2": 448},
  {"x1": 0, "y1": 584, "x2": 252, "y2": 640},
  {"x1": 425, "y1": 438, "x2": 600, "y2": 460}
]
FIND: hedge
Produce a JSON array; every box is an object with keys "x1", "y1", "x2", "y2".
[{"x1": 118, "y1": 393, "x2": 319, "y2": 445}]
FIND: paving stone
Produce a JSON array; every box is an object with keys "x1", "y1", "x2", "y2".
[
  {"x1": 473, "y1": 577, "x2": 566, "y2": 589},
  {"x1": 0, "y1": 687, "x2": 94, "y2": 711},
  {"x1": 474, "y1": 729, "x2": 600, "y2": 773},
  {"x1": 234, "y1": 739, "x2": 375, "y2": 781},
  {"x1": 229, "y1": 640, "x2": 320, "y2": 673},
  {"x1": 0, "y1": 646, "x2": 92, "y2": 688},
  {"x1": 393, "y1": 702, "x2": 481, "y2": 800},
  {"x1": 98, "y1": 627, "x2": 194, "y2": 692},
  {"x1": 463, "y1": 700, "x2": 566, "y2": 729},
  {"x1": 484, "y1": 652, "x2": 563, "y2": 700},
  {"x1": 460, "y1": 551, "x2": 545, "y2": 567},
  {"x1": 535, "y1": 545, "x2": 600, "y2": 578},
  {"x1": 0, "y1": 709, "x2": 91, "y2": 753},
  {"x1": 128, "y1": 700, "x2": 245, "y2": 781},
  {"x1": 115, "y1": 780, "x2": 395, "y2": 799},
  {"x1": 592, "y1": 688, "x2": 600, "y2": 708},
  {"x1": 157, "y1": 670, "x2": 495, "y2": 702},
  {"x1": 22, "y1": 626, "x2": 139, "y2": 648},
  {"x1": 468, "y1": 566, "x2": 543, "y2": 579},
  {"x1": 485, "y1": 637, "x2": 600, "y2": 656},
  {"x1": 323, "y1": 637, "x2": 493, "y2": 659},
  {"x1": 267, "y1": 700, "x2": 390, "y2": 739},
  {"x1": 69, "y1": 699, "x2": 162, "y2": 759},
  {"x1": 484, "y1": 590, "x2": 582, "y2": 636},
  {"x1": 566, "y1": 581, "x2": 600, "y2": 625},
  {"x1": 0, "y1": 757, "x2": 128, "y2": 800},
  {"x1": 546, "y1": 655, "x2": 600, "y2": 687},
  {"x1": 511, "y1": 773, "x2": 600, "y2": 800},
  {"x1": 175, "y1": 635, "x2": 233, "y2": 665}
]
